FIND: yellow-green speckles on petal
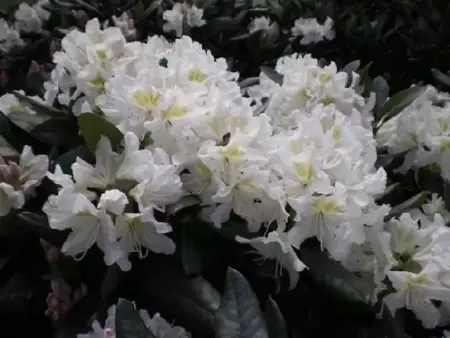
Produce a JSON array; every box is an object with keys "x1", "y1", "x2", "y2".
[
  {"x1": 407, "y1": 274, "x2": 431, "y2": 286},
  {"x1": 96, "y1": 49, "x2": 107, "y2": 62},
  {"x1": 299, "y1": 89, "x2": 310, "y2": 104},
  {"x1": 320, "y1": 97, "x2": 335, "y2": 106},
  {"x1": 132, "y1": 90, "x2": 160, "y2": 110},
  {"x1": 314, "y1": 198, "x2": 342, "y2": 214},
  {"x1": 76, "y1": 210, "x2": 95, "y2": 217},
  {"x1": 295, "y1": 163, "x2": 314, "y2": 182},
  {"x1": 332, "y1": 126, "x2": 342, "y2": 141},
  {"x1": 188, "y1": 68, "x2": 207, "y2": 82},
  {"x1": 319, "y1": 73, "x2": 332, "y2": 85},
  {"x1": 162, "y1": 105, "x2": 187, "y2": 120},
  {"x1": 410, "y1": 133, "x2": 419, "y2": 145},
  {"x1": 441, "y1": 139, "x2": 450, "y2": 151},
  {"x1": 10, "y1": 102, "x2": 21, "y2": 113},
  {"x1": 90, "y1": 76, "x2": 105, "y2": 88},
  {"x1": 221, "y1": 145, "x2": 241, "y2": 159}
]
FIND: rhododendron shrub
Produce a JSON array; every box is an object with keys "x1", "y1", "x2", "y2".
[{"x1": 0, "y1": 1, "x2": 449, "y2": 338}]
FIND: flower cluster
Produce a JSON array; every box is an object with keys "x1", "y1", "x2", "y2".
[
  {"x1": 0, "y1": 1, "x2": 50, "y2": 53},
  {"x1": 291, "y1": 17, "x2": 335, "y2": 45},
  {"x1": 0, "y1": 146, "x2": 48, "y2": 216},
  {"x1": 3, "y1": 12, "x2": 450, "y2": 331},
  {"x1": 78, "y1": 302, "x2": 190, "y2": 338},
  {"x1": 43, "y1": 133, "x2": 183, "y2": 270},
  {"x1": 377, "y1": 85, "x2": 450, "y2": 181}
]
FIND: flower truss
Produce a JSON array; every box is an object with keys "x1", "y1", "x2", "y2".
[{"x1": 1, "y1": 7, "x2": 450, "y2": 335}]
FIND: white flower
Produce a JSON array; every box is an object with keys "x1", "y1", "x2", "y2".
[
  {"x1": 140, "y1": 310, "x2": 192, "y2": 338},
  {"x1": 236, "y1": 230, "x2": 307, "y2": 290},
  {"x1": 112, "y1": 12, "x2": 136, "y2": 40},
  {"x1": 14, "y1": 3, "x2": 44, "y2": 32},
  {"x1": 116, "y1": 207, "x2": 176, "y2": 259},
  {"x1": 43, "y1": 189, "x2": 130, "y2": 270},
  {"x1": 163, "y1": 3, "x2": 205, "y2": 37},
  {"x1": 129, "y1": 163, "x2": 184, "y2": 213},
  {"x1": 384, "y1": 263, "x2": 450, "y2": 328},
  {"x1": 19, "y1": 145, "x2": 49, "y2": 197},
  {"x1": 78, "y1": 304, "x2": 191, "y2": 338},
  {"x1": 72, "y1": 136, "x2": 122, "y2": 190},
  {"x1": 185, "y1": 5, "x2": 205, "y2": 28},
  {"x1": 0, "y1": 19, "x2": 23, "y2": 52},
  {"x1": 291, "y1": 17, "x2": 335, "y2": 45},
  {"x1": 163, "y1": 3, "x2": 184, "y2": 37},
  {"x1": 248, "y1": 16, "x2": 271, "y2": 34},
  {"x1": 0, "y1": 183, "x2": 24, "y2": 216},
  {"x1": 0, "y1": 93, "x2": 21, "y2": 115}
]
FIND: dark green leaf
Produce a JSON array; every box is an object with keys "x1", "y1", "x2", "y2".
[
  {"x1": 6, "y1": 110, "x2": 49, "y2": 133},
  {"x1": 56, "y1": 145, "x2": 93, "y2": 175},
  {"x1": 16, "y1": 211, "x2": 67, "y2": 246},
  {"x1": 78, "y1": 113, "x2": 124, "y2": 154},
  {"x1": 264, "y1": 297, "x2": 288, "y2": 338},
  {"x1": 372, "y1": 76, "x2": 390, "y2": 115},
  {"x1": 239, "y1": 77, "x2": 260, "y2": 88},
  {"x1": 135, "y1": 256, "x2": 220, "y2": 337},
  {"x1": 385, "y1": 191, "x2": 430, "y2": 221},
  {"x1": 115, "y1": 298, "x2": 155, "y2": 338},
  {"x1": 342, "y1": 60, "x2": 360, "y2": 75},
  {"x1": 375, "y1": 183, "x2": 401, "y2": 204},
  {"x1": 299, "y1": 244, "x2": 375, "y2": 305},
  {"x1": 260, "y1": 66, "x2": 283, "y2": 85},
  {"x1": 431, "y1": 68, "x2": 450, "y2": 87},
  {"x1": 101, "y1": 265, "x2": 125, "y2": 300},
  {"x1": 378, "y1": 86, "x2": 426, "y2": 126},
  {"x1": 180, "y1": 227, "x2": 215, "y2": 276},
  {"x1": 215, "y1": 268, "x2": 269, "y2": 338},
  {"x1": 356, "y1": 61, "x2": 373, "y2": 94},
  {"x1": 167, "y1": 196, "x2": 200, "y2": 216},
  {"x1": 13, "y1": 91, "x2": 66, "y2": 117},
  {"x1": 29, "y1": 118, "x2": 81, "y2": 148}
]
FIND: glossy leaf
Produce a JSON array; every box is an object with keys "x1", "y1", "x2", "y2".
[
  {"x1": 265, "y1": 297, "x2": 288, "y2": 338},
  {"x1": 385, "y1": 191, "x2": 430, "y2": 221},
  {"x1": 299, "y1": 244, "x2": 375, "y2": 305},
  {"x1": 215, "y1": 268, "x2": 269, "y2": 338},
  {"x1": 378, "y1": 86, "x2": 425, "y2": 126},
  {"x1": 260, "y1": 66, "x2": 283, "y2": 85},
  {"x1": 78, "y1": 113, "x2": 124, "y2": 154},
  {"x1": 115, "y1": 298, "x2": 155, "y2": 338}
]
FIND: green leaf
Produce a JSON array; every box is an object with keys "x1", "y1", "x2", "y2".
[
  {"x1": 167, "y1": 196, "x2": 200, "y2": 216},
  {"x1": 342, "y1": 60, "x2": 360, "y2": 86},
  {"x1": 13, "y1": 91, "x2": 66, "y2": 117},
  {"x1": 372, "y1": 76, "x2": 390, "y2": 115},
  {"x1": 299, "y1": 244, "x2": 375, "y2": 305},
  {"x1": 0, "y1": 135, "x2": 19, "y2": 158},
  {"x1": 431, "y1": 68, "x2": 450, "y2": 87},
  {"x1": 135, "y1": 256, "x2": 220, "y2": 337},
  {"x1": 215, "y1": 268, "x2": 269, "y2": 338},
  {"x1": 78, "y1": 113, "x2": 124, "y2": 154},
  {"x1": 56, "y1": 145, "x2": 93, "y2": 175},
  {"x1": 6, "y1": 110, "x2": 50, "y2": 133},
  {"x1": 356, "y1": 61, "x2": 373, "y2": 93},
  {"x1": 101, "y1": 265, "x2": 125, "y2": 300},
  {"x1": 29, "y1": 118, "x2": 81, "y2": 148},
  {"x1": 377, "y1": 86, "x2": 426, "y2": 127},
  {"x1": 385, "y1": 191, "x2": 430, "y2": 221},
  {"x1": 264, "y1": 297, "x2": 288, "y2": 338},
  {"x1": 374, "y1": 183, "x2": 401, "y2": 204},
  {"x1": 115, "y1": 299, "x2": 155, "y2": 338},
  {"x1": 16, "y1": 211, "x2": 68, "y2": 246},
  {"x1": 260, "y1": 66, "x2": 283, "y2": 85}
]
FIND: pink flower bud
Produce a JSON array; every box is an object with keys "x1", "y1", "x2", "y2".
[
  {"x1": 50, "y1": 279, "x2": 62, "y2": 296},
  {"x1": 46, "y1": 246, "x2": 60, "y2": 264},
  {"x1": 27, "y1": 61, "x2": 40, "y2": 75},
  {"x1": 0, "y1": 70, "x2": 8, "y2": 89}
]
